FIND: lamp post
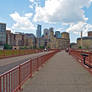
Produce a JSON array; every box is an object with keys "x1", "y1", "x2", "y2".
[{"x1": 81, "y1": 31, "x2": 83, "y2": 49}]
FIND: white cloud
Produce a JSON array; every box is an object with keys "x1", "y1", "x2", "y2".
[
  {"x1": 56, "y1": 28, "x2": 65, "y2": 32},
  {"x1": 66, "y1": 22, "x2": 92, "y2": 36},
  {"x1": 25, "y1": 13, "x2": 33, "y2": 18},
  {"x1": 29, "y1": 0, "x2": 40, "y2": 9},
  {"x1": 32, "y1": 0, "x2": 92, "y2": 38},
  {"x1": 6, "y1": 27, "x2": 14, "y2": 33},
  {"x1": 33, "y1": 0, "x2": 92, "y2": 24},
  {"x1": 10, "y1": 12, "x2": 36, "y2": 32},
  {"x1": 9, "y1": 0, "x2": 92, "y2": 37},
  {"x1": 29, "y1": 0, "x2": 34, "y2": 3},
  {"x1": 29, "y1": 5, "x2": 34, "y2": 9},
  {"x1": 6, "y1": 27, "x2": 11, "y2": 30}
]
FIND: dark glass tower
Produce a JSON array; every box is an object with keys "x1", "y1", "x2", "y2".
[
  {"x1": 55, "y1": 31, "x2": 61, "y2": 38},
  {"x1": 0, "y1": 23, "x2": 6, "y2": 46},
  {"x1": 36, "y1": 24, "x2": 41, "y2": 38}
]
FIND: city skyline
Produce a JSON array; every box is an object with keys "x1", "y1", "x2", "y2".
[
  {"x1": 0, "y1": 23, "x2": 70, "y2": 50},
  {"x1": 0, "y1": 0, "x2": 92, "y2": 42}
]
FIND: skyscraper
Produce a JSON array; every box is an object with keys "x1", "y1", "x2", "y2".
[
  {"x1": 36, "y1": 24, "x2": 41, "y2": 38},
  {"x1": 49, "y1": 27, "x2": 54, "y2": 37},
  {"x1": 0, "y1": 23, "x2": 6, "y2": 47},
  {"x1": 55, "y1": 31, "x2": 61, "y2": 38},
  {"x1": 44, "y1": 28, "x2": 49, "y2": 36}
]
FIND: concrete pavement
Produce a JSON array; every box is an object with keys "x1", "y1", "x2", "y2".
[{"x1": 22, "y1": 51, "x2": 92, "y2": 92}]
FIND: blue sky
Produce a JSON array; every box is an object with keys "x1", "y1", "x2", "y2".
[{"x1": 0, "y1": 0, "x2": 92, "y2": 43}]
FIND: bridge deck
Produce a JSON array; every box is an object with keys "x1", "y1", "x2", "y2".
[{"x1": 22, "y1": 51, "x2": 92, "y2": 92}]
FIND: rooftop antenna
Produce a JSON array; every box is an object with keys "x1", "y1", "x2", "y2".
[
  {"x1": 36, "y1": 0, "x2": 40, "y2": 7},
  {"x1": 80, "y1": 24, "x2": 86, "y2": 49},
  {"x1": 81, "y1": 31, "x2": 83, "y2": 48}
]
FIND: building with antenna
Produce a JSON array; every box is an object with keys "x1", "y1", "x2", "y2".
[{"x1": 77, "y1": 31, "x2": 92, "y2": 49}]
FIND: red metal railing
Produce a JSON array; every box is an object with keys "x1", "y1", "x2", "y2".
[
  {"x1": 0, "y1": 50, "x2": 59, "y2": 92},
  {"x1": 69, "y1": 49, "x2": 92, "y2": 73}
]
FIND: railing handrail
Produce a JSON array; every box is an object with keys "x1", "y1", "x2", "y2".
[
  {"x1": 69, "y1": 49, "x2": 92, "y2": 71},
  {"x1": 0, "y1": 50, "x2": 59, "y2": 92}
]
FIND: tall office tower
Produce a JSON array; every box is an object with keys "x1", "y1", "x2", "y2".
[
  {"x1": 55, "y1": 31, "x2": 61, "y2": 38},
  {"x1": 36, "y1": 24, "x2": 42, "y2": 38},
  {"x1": 0, "y1": 23, "x2": 6, "y2": 46},
  {"x1": 49, "y1": 27, "x2": 54, "y2": 37},
  {"x1": 44, "y1": 28, "x2": 49, "y2": 36}
]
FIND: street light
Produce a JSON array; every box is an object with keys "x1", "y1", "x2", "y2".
[
  {"x1": 80, "y1": 24, "x2": 87, "y2": 49},
  {"x1": 81, "y1": 31, "x2": 83, "y2": 49}
]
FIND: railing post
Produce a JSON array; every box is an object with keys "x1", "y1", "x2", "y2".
[
  {"x1": 89, "y1": 54, "x2": 91, "y2": 65},
  {"x1": 4, "y1": 50, "x2": 5, "y2": 57},
  {"x1": 0, "y1": 76, "x2": 1, "y2": 92},
  {"x1": 37, "y1": 57, "x2": 39, "y2": 71},
  {"x1": 19, "y1": 65, "x2": 21, "y2": 91},
  {"x1": 30, "y1": 60, "x2": 32, "y2": 77},
  {"x1": 69, "y1": 48, "x2": 71, "y2": 55}
]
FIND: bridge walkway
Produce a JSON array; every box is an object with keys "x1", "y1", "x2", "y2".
[{"x1": 22, "y1": 51, "x2": 92, "y2": 92}]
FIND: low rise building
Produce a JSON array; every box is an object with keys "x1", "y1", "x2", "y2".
[
  {"x1": 6, "y1": 30, "x2": 11, "y2": 45},
  {"x1": 70, "y1": 43, "x2": 78, "y2": 49},
  {"x1": 77, "y1": 31, "x2": 92, "y2": 49},
  {"x1": 25, "y1": 34, "x2": 36, "y2": 48},
  {"x1": 14, "y1": 33, "x2": 23, "y2": 46},
  {"x1": 77, "y1": 37, "x2": 92, "y2": 49}
]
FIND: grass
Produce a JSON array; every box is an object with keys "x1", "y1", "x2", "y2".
[{"x1": 0, "y1": 49, "x2": 40, "y2": 58}]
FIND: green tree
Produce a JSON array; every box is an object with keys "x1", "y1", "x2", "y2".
[
  {"x1": 4, "y1": 44, "x2": 12, "y2": 49},
  {"x1": 79, "y1": 46, "x2": 82, "y2": 49},
  {"x1": 40, "y1": 46, "x2": 45, "y2": 49},
  {"x1": 47, "y1": 46, "x2": 50, "y2": 49}
]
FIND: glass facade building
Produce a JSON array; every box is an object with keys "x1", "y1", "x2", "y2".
[
  {"x1": 55, "y1": 31, "x2": 61, "y2": 38},
  {"x1": 36, "y1": 25, "x2": 41, "y2": 38},
  {"x1": 0, "y1": 23, "x2": 6, "y2": 46}
]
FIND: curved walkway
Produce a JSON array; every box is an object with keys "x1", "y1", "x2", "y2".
[{"x1": 22, "y1": 51, "x2": 92, "y2": 92}]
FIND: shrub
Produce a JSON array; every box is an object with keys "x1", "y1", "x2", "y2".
[
  {"x1": 79, "y1": 46, "x2": 82, "y2": 49},
  {"x1": 4, "y1": 44, "x2": 12, "y2": 49}
]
